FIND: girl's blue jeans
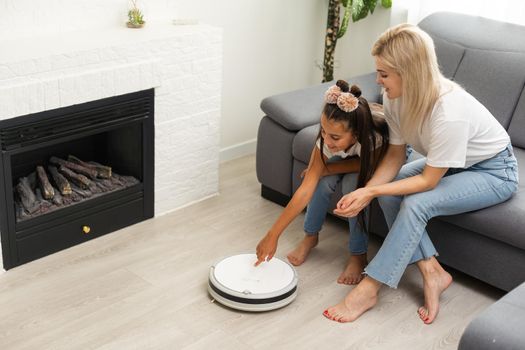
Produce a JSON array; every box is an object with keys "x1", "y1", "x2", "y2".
[
  {"x1": 303, "y1": 147, "x2": 415, "y2": 255},
  {"x1": 303, "y1": 169, "x2": 368, "y2": 254},
  {"x1": 366, "y1": 144, "x2": 519, "y2": 288}
]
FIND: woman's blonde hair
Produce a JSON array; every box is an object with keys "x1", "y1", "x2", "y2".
[{"x1": 371, "y1": 23, "x2": 453, "y2": 136}]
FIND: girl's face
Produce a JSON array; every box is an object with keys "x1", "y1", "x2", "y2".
[
  {"x1": 320, "y1": 114, "x2": 356, "y2": 153},
  {"x1": 375, "y1": 56, "x2": 402, "y2": 99}
]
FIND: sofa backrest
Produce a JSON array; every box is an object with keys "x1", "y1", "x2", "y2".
[{"x1": 419, "y1": 12, "x2": 525, "y2": 149}]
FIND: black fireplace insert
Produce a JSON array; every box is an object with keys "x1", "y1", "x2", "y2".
[{"x1": 0, "y1": 89, "x2": 154, "y2": 269}]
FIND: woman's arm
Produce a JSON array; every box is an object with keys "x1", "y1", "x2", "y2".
[
  {"x1": 366, "y1": 144, "x2": 407, "y2": 186},
  {"x1": 255, "y1": 147, "x2": 326, "y2": 265},
  {"x1": 335, "y1": 161, "x2": 448, "y2": 217},
  {"x1": 369, "y1": 165, "x2": 448, "y2": 197}
]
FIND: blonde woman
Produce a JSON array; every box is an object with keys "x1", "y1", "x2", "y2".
[{"x1": 323, "y1": 24, "x2": 519, "y2": 324}]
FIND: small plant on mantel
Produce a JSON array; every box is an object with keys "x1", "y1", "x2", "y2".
[{"x1": 127, "y1": 0, "x2": 145, "y2": 28}]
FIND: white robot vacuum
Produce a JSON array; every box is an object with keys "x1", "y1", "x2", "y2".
[{"x1": 208, "y1": 253, "x2": 298, "y2": 312}]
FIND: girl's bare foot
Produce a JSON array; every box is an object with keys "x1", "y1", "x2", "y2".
[
  {"x1": 337, "y1": 253, "x2": 367, "y2": 285},
  {"x1": 417, "y1": 257, "x2": 453, "y2": 324},
  {"x1": 287, "y1": 234, "x2": 318, "y2": 266},
  {"x1": 323, "y1": 277, "x2": 380, "y2": 323}
]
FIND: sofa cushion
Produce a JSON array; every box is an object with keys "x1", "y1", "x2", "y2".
[
  {"x1": 292, "y1": 123, "x2": 319, "y2": 163},
  {"x1": 453, "y1": 49, "x2": 525, "y2": 129},
  {"x1": 419, "y1": 12, "x2": 525, "y2": 53},
  {"x1": 431, "y1": 36, "x2": 465, "y2": 79},
  {"x1": 261, "y1": 84, "x2": 328, "y2": 132},
  {"x1": 260, "y1": 72, "x2": 381, "y2": 132},
  {"x1": 508, "y1": 89, "x2": 525, "y2": 148},
  {"x1": 439, "y1": 147, "x2": 525, "y2": 251}
]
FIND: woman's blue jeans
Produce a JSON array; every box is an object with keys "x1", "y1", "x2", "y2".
[{"x1": 366, "y1": 144, "x2": 519, "y2": 288}]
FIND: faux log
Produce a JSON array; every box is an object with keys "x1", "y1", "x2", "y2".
[
  {"x1": 50, "y1": 156, "x2": 98, "y2": 180},
  {"x1": 71, "y1": 184, "x2": 92, "y2": 198},
  {"x1": 68, "y1": 155, "x2": 112, "y2": 178},
  {"x1": 51, "y1": 190, "x2": 64, "y2": 206},
  {"x1": 117, "y1": 175, "x2": 140, "y2": 187},
  {"x1": 88, "y1": 182, "x2": 102, "y2": 194},
  {"x1": 16, "y1": 177, "x2": 38, "y2": 213},
  {"x1": 36, "y1": 165, "x2": 55, "y2": 200},
  {"x1": 96, "y1": 179, "x2": 114, "y2": 192},
  {"x1": 34, "y1": 189, "x2": 52, "y2": 214},
  {"x1": 70, "y1": 191, "x2": 83, "y2": 203},
  {"x1": 58, "y1": 165, "x2": 92, "y2": 189},
  {"x1": 48, "y1": 166, "x2": 72, "y2": 195}
]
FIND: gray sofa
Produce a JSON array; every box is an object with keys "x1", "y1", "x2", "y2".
[{"x1": 256, "y1": 11, "x2": 525, "y2": 349}]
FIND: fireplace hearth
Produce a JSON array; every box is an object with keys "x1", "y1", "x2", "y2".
[{"x1": 0, "y1": 89, "x2": 154, "y2": 269}]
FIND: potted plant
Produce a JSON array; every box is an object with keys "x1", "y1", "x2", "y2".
[
  {"x1": 322, "y1": 0, "x2": 392, "y2": 82},
  {"x1": 127, "y1": 0, "x2": 145, "y2": 28}
]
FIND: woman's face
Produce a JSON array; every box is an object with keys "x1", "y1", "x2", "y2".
[
  {"x1": 320, "y1": 114, "x2": 356, "y2": 153},
  {"x1": 375, "y1": 56, "x2": 402, "y2": 99}
]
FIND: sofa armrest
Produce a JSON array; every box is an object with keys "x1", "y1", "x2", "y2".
[
  {"x1": 260, "y1": 72, "x2": 381, "y2": 132},
  {"x1": 458, "y1": 282, "x2": 525, "y2": 350}
]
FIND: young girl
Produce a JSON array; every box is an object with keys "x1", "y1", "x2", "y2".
[
  {"x1": 255, "y1": 80, "x2": 389, "y2": 284},
  {"x1": 324, "y1": 24, "x2": 519, "y2": 324}
]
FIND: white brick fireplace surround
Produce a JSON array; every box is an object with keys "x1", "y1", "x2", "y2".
[{"x1": 0, "y1": 22, "x2": 222, "y2": 270}]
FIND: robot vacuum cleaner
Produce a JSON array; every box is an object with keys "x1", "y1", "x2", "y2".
[{"x1": 208, "y1": 253, "x2": 298, "y2": 312}]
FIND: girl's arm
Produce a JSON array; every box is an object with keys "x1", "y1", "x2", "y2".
[
  {"x1": 300, "y1": 156, "x2": 360, "y2": 178},
  {"x1": 323, "y1": 157, "x2": 360, "y2": 175},
  {"x1": 255, "y1": 147, "x2": 326, "y2": 266}
]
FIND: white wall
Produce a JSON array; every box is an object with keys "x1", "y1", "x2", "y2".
[
  {"x1": 176, "y1": 0, "x2": 326, "y2": 161},
  {"x1": 0, "y1": 0, "x2": 395, "y2": 162},
  {"x1": 334, "y1": 6, "x2": 400, "y2": 84},
  {"x1": 175, "y1": 1, "x2": 395, "y2": 161},
  {"x1": 396, "y1": 0, "x2": 525, "y2": 25}
]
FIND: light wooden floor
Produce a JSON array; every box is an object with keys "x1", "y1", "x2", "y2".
[{"x1": 0, "y1": 155, "x2": 504, "y2": 350}]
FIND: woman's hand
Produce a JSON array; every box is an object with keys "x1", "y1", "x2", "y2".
[
  {"x1": 255, "y1": 233, "x2": 279, "y2": 266},
  {"x1": 333, "y1": 187, "x2": 375, "y2": 217}
]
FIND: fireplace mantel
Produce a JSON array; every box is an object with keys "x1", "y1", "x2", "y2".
[{"x1": 0, "y1": 21, "x2": 222, "y2": 270}]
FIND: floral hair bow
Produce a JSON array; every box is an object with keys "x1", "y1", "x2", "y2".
[{"x1": 324, "y1": 85, "x2": 359, "y2": 113}]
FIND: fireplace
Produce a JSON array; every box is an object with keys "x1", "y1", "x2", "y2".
[{"x1": 0, "y1": 89, "x2": 154, "y2": 269}]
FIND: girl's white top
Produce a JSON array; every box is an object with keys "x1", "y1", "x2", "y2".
[
  {"x1": 316, "y1": 138, "x2": 362, "y2": 159},
  {"x1": 383, "y1": 85, "x2": 510, "y2": 168}
]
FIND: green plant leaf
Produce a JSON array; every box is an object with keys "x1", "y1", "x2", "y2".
[
  {"x1": 352, "y1": 0, "x2": 368, "y2": 22},
  {"x1": 337, "y1": 4, "x2": 351, "y2": 38},
  {"x1": 341, "y1": 0, "x2": 351, "y2": 8},
  {"x1": 381, "y1": 0, "x2": 392, "y2": 8},
  {"x1": 367, "y1": 0, "x2": 378, "y2": 14}
]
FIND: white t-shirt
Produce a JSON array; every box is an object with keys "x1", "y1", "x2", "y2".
[
  {"x1": 316, "y1": 138, "x2": 361, "y2": 159},
  {"x1": 383, "y1": 85, "x2": 510, "y2": 168}
]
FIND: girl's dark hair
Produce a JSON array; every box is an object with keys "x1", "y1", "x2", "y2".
[{"x1": 319, "y1": 80, "x2": 389, "y2": 231}]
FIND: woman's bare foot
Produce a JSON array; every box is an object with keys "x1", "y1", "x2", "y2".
[
  {"x1": 337, "y1": 253, "x2": 367, "y2": 285},
  {"x1": 417, "y1": 257, "x2": 453, "y2": 324},
  {"x1": 287, "y1": 234, "x2": 318, "y2": 266},
  {"x1": 323, "y1": 277, "x2": 381, "y2": 323}
]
